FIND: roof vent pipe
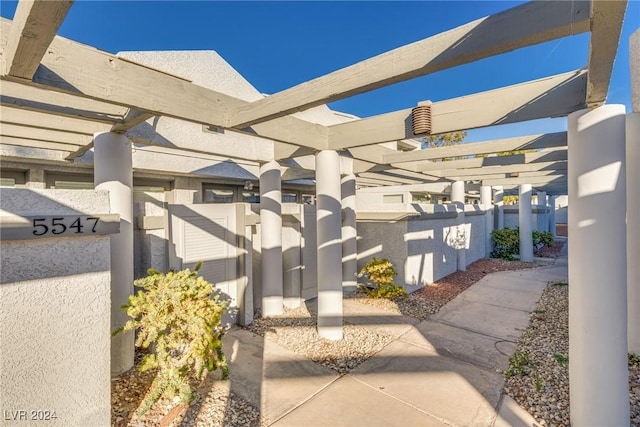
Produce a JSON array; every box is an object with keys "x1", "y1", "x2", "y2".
[{"x1": 411, "y1": 101, "x2": 432, "y2": 135}]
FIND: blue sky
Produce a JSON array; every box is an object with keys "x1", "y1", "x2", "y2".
[{"x1": 1, "y1": 1, "x2": 638, "y2": 142}]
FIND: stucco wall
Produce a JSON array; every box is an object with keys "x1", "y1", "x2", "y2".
[
  {"x1": 465, "y1": 208, "x2": 487, "y2": 265},
  {"x1": 503, "y1": 205, "x2": 547, "y2": 231},
  {"x1": 0, "y1": 189, "x2": 111, "y2": 427}
]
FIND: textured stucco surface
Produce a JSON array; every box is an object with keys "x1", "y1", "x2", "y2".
[
  {"x1": 465, "y1": 211, "x2": 487, "y2": 266},
  {"x1": 0, "y1": 189, "x2": 111, "y2": 427}
]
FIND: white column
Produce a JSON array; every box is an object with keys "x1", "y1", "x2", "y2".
[
  {"x1": 568, "y1": 105, "x2": 629, "y2": 425},
  {"x1": 260, "y1": 160, "x2": 283, "y2": 317},
  {"x1": 316, "y1": 151, "x2": 343, "y2": 340},
  {"x1": 494, "y1": 186, "x2": 504, "y2": 229},
  {"x1": 536, "y1": 191, "x2": 548, "y2": 232},
  {"x1": 548, "y1": 195, "x2": 556, "y2": 238},
  {"x1": 628, "y1": 28, "x2": 640, "y2": 356},
  {"x1": 518, "y1": 184, "x2": 534, "y2": 262},
  {"x1": 451, "y1": 181, "x2": 466, "y2": 271},
  {"x1": 481, "y1": 186, "x2": 493, "y2": 257},
  {"x1": 628, "y1": 112, "x2": 640, "y2": 355},
  {"x1": 341, "y1": 173, "x2": 358, "y2": 291},
  {"x1": 93, "y1": 131, "x2": 134, "y2": 376}
]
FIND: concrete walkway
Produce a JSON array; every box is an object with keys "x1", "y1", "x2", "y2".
[{"x1": 222, "y1": 248, "x2": 568, "y2": 427}]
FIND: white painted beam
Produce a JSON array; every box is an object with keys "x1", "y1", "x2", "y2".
[
  {"x1": 0, "y1": 105, "x2": 111, "y2": 135},
  {"x1": 437, "y1": 161, "x2": 567, "y2": 178},
  {"x1": 482, "y1": 175, "x2": 566, "y2": 187},
  {"x1": 110, "y1": 110, "x2": 155, "y2": 133},
  {"x1": 2, "y1": 0, "x2": 73, "y2": 79},
  {"x1": 1, "y1": 122, "x2": 92, "y2": 146},
  {"x1": 357, "y1": 172, "x2": 424, "y2": 185},
  {"x1": 0, "y1": 135, "x2": 80, "y2": 152},
  {"x1": 415, "y1": 149, "x2": 568, "y2": 173},
  {"x1": 450, "y1": 169, "x2": 565, "y2": 182},
  {"x1": 329, "y1": 70, "x2": 587, "y2": 149},
  {"x1": 586, "y1": 0, "x2": 628, "y2": 107},
  {"x1": 0, "y1": 18, "x2": 327, "y2": 150},
  {"x1": 227, "y1": 1, "x2": 590, "y2": 128},
  {"x1": 383, "y1": 132, "x2": 566, "y2": 164}
]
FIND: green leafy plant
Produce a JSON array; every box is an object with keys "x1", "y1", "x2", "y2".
[
  {"x1": 114, "y1": 262, "x2": 228, "y2": 415},
  {"x1": 505, "y1": 351, "x2": 530, "y2": 378},
  {"x1": 554, "y1": 353, "x2": 569, "y2": 368},
  {"x1": 358, "y1": 258, "x2": 407, "y2": 299},
  {"x1": 629, "y1": 353, "x2": 640, "y2": 368},
  {"x1": 490, "y1": 227, "x2": 555, "y2": 261},
  {"x1": 534, "y1": 373, "x2": 544, "y2": 391},
  {"x1": 491, "y1": 228, "x2": 520, "y2": 260}
]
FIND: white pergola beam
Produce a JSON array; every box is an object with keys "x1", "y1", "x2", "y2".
[
  {"x1": 586, "y1": 0, "x2": 628, "y2": 107},
  {"x1": 414, "y1": 149, "x2": 568, "y2": 172},
  {"x1": 227, "y1": 1, "x2": 590, "y2": 128},
  {"x1": 482, "y1": 175, "x2": 566, "y2": 187},
  {"x1": 2, "y1": 0, "x2": 73, "y2": 79},
  {"x1": 329, "y1": 70, "x2": 587, "y2": 149},
  {"x1": 0, "y1": 105, "x2": 111, "y2": 135},
  {"x1": 383, "y1": 132, "x2": 566, "y2": 164},
  {"x1": 1, "y1": 122, "x2": 92, "y2": 146},
  {"x1": 438, "y1": 160, "x2": 567, "y2": 178},
  {"x1": 110, "y1": 110, "x2": 155, "y2": 133},
  {"x1": 357, "y1": 172, "x2": 424, "y2": 185},
  {"x1": 0, "y1": 135, "x2": 80, "y2": 152},
  {"x1": 0, "y1": 79, "x2": 128, "y2": 123},
  {"x1": 0, "y1": 18, "x2": 327, "y2": 150},
  {"x1": 451, "y1": 169, "x2": 564, "y2": 181}
]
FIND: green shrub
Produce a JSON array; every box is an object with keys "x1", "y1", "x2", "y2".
[
  {"x1": 490, "y1": 227, "x2": 555, "y2": 261},
  {"x1": 358, "y1": 258, "x2": 407, "y2": 299},
  {"x1": 114, "y1": 262, "x2": 228, "y2": 415},
  {"x1": 491, "y1": 228, "x2": 520, "y2": 260}
]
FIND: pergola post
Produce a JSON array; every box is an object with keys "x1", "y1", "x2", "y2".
[
  {"x1": 518, "y1": 184, "x2": 534, "y2": 262},
  {"x1": 451, "y1": 180, "x2": 466, "y2": 271},
  {"x1": 627, "y1": 28, "x2": 640, "y2": 356},
  {"x1": 568, "y1": 105, "x2": 629, "y2": 425},
  {"x1": 93, "y1": 131, "x2": 134, "y2": 376},
  {"x1": 493, "y1": 186, "x2": 504, "y2": 229},
  {"x1": 341, "y1": 173, "x2": 358, "y2": 291},
  {"x1": 260, "y1": 160, "x2": 284, "y2": 317},
  {"x1": 548, "y1": 195, "x2": 557, "y2": 237},
  {"x1": 537, "y1": 191, "x2": 548, "y2": 232},
  {"x1": 316, "y1": 150, "x2": 343, "y2": 340},
  {"x1": 481, "y1": 185, "x2": 493, "y2": 257}
]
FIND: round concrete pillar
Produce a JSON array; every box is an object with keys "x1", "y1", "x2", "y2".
[
  {"x1": 451, "y1": 181, "x2": 466, "y2": 271},
  {"x1": 494, "y1": 186, "x2": 504, "y2": 230},
  {"x1": 518, "y1": 184, "x2": 534, "y2": 262},
  {"x1": 481, "y1": 186, "x2": 493, "y2": 257},
  {"x1": 548, "y1": 195, "x2": 556, "y2": 238},
  {"x1": 316, "y1": 151, "x2": 343, "y2": 340},
  {"x1": 260, "y1": 160, "x2": 283, "y2": 317},
  {"x1": 341, "y1": 174, "x2": 358, "y2": 291},
  {"x1": 627, "y1": 112, "x2": 640, "y2": 355},
  {"x1": 568, "y1": 105, "x2": 629, "y2": 425},
  {"x1": 94, "y1": 131, "x2": 134, "y2": 376},
  {"x1": 536, "y1": 191, "x2": 548, "y2": 232}
]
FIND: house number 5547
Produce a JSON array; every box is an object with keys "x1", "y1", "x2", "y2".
[{"x1": 32, "y1": 217, "x2": 100, "y2": 236}]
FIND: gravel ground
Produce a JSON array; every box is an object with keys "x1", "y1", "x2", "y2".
[
  {"x1": 112, "y1": 255, "x2": 555, "y2": 426},
  {"x1": 504, "y1": 283, "x2": 640, "y2": 426}
]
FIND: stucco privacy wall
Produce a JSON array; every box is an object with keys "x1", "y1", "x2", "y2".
[
  {"x1": 0, "y1": 189, "x2": 112, "y2": 427},
  {"x1": 357, "y1": 204, "x2": 481, "y2": 289},
  {"x1": 465, "y1": 206, "x2": 487, "y2": 265},
  {"x1": 503, "y1": 205, "x2": 547, "y2": 231}
]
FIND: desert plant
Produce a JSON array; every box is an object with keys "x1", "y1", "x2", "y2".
[
  {"x1": 505, "y1": 351, "x2": 530, "y2": 378},
  {"x1": 358, "y1": 258, "x2": 407, "y2": 299},
  {"x1": 534, "y1": 373, "x2": 544, "y2": 391},
  {"x1": 533, "y1": 230, "x2": 554, "y2": 248},
  {"x1": 554, "y1": 353, "x2": 569, "y2": 368},
  {"x1": 114, "y1": 262, "x2": 228, "y2": 415}
]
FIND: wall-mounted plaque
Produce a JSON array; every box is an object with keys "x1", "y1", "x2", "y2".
[{"x1": 0, "y1": 214, "x2": 120, "y2": 240}]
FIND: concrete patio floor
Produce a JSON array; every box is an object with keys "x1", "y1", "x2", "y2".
[{"x1": 222, "y1": 245, "x2": 568, "y2": 426}]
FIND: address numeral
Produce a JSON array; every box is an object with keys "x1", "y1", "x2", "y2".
[{"x1": 31, "y1": 216, "x2": 100, "y2": 236}]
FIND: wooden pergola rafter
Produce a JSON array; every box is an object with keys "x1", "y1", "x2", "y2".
[{"x1": 0, "y1": 0, "x2": 628, "y2": 194}]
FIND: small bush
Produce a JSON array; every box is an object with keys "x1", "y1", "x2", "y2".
[
  {"x1": 358, "y1": 258, "x2": 407, "y2": 299},
  {"x1": 114, "y1": 262, "x2": 228, "y2": 415},
  {"x1": 491, "y1": 227, "x2": 555, "y2": 261},
  {"x1": 505, "y1": 351, "x2": 530, "y2": 378},
  {"x1": 491, "y1": 228, "x2": 520, "y2": 260}
]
